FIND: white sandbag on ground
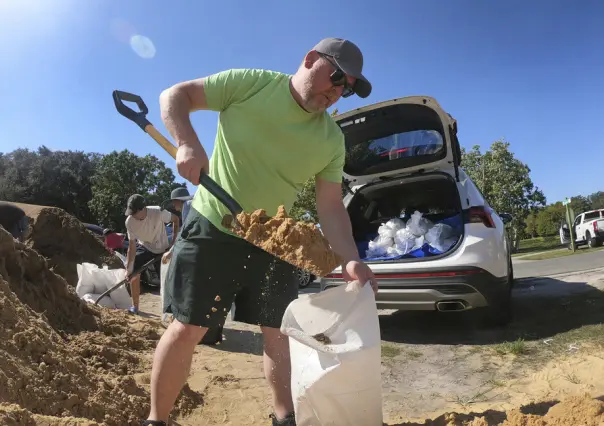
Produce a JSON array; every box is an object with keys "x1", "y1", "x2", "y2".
[
  {"x1": 280, "y1": 281, "x2": 383, "y2": 426},
  {"x1": 76, "y1": 263, "x2": 131, "y2": 309}
]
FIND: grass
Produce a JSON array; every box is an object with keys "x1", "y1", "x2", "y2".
[
  {"x1": 493, "y1": 338, "x2": 527, "y2": 356},
  {"x1": 521, "y1": 245, "x2": 604, "y2": 261},
  {"x1": 512, "y1": 236, "x2": 563, "y2": 257},
  {"x1": 381, "y1": 344, "x2": 402, "y2": 358}
]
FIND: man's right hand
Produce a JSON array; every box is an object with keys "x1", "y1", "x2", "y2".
[{"x1": 176, "y1": 143, "x2": 209, "y2": 185}]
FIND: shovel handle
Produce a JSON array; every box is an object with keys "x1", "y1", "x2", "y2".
[{"x1": 112, "y1": 89, "x2": 243, "y2": 218}]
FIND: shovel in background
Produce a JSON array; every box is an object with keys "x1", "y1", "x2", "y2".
[
  {"x1": 95, "y1": 253, "x2": 162, "y2": 306},
  {"x1": 111, "y1": 90, "x2": 244, "y2": 227}
]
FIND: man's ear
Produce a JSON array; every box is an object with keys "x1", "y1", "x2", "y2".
[{"x1": 303, "y1": 50, "x2": 321, "y2": 69}]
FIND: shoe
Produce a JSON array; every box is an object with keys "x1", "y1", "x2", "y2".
[
  {"x1": 269, "y1": 412, "x2": 296, "y2": 426},
  {"x1": 128, "y1": 306, "x2": 139, "y2": 315},
  {"x1": 141, "y1": 421, "x2": 166, "y2": 426}
]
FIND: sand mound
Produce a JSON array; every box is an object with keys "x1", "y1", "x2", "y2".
[
  {"x1": 0, "y1": 228, "x2": 203, "y2": 424},
  {"x1": 224, "y1": 205, "x2": 342, "y2": 276},
  {"x1": 391, "y1": 394, "x2": 604, "y2": 425},
  {"x1": 23, "y1": 205, "x2": 122, "y2": 286}
]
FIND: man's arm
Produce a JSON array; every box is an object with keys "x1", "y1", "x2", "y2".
[
  {"x1": 125, "y1": 231, "x2": 136, "y2": 274},
  {"x1": 315, "y1": 177, "x2": 361, "y2": 263},
  {"x1": 159, "y1": 69, "x2": 265, "y2": 184},
  {"x1": 316, "y1": 177, "x2": 377, "y2": 292},
  {"x1": 169, "y1": 213, "x2": 179, "y2": 249}
]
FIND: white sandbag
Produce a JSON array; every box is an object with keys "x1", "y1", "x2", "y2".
[
  {"x1": 75, "y1": 263, "x2": 96, "y2": 297},
  {"x1": 76, "y1": 263, "x2": 130, "y2": 309},
  {"x1": 425, "y1": 223, "x2": 459, "y2": 252},
  {"x1": 366, "y1": 235, "x2": 393, "y2": 257},
  {"x1": 280, "y1": 281, "x2": 383, "y2": 426},
  {"x1": 406, "y1": 210, "x2": 433, "y2": 237},
  {"x1": 82, "y1": 293, "x2": 116, "y2": 309},
  {"x1": 393, "y1": 227, "x2": 416, "y2": 254},
  {"x1": 377, "y1": 218, "x2": 405, "y2": 239}
]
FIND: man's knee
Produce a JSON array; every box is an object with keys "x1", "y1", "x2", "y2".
[{"x1": 168, "y1": 319, "x2": 207, "y2": 344}]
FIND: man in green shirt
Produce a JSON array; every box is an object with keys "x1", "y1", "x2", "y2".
[{"x1": 144, "y1": 38, "x2": 376, "y2": 426}]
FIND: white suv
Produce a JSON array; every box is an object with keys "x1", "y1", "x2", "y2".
[{"x1": 320, "y1": 96, "x2": 514, "y2": 326}]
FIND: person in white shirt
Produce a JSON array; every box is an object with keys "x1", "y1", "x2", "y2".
[{"x1": 124, "y1": 194, "x2": 179, "y2": 314}]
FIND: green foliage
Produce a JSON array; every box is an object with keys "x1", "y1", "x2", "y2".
[
  {"x1": 461, "y1": 139, "x2": 546, "y2": 233},
  {"x1": 0, "y1": 146, "x2": 100, "y2": 222},
  {"x1": 88, "y1": 150, "x2": 184, "y2": 231},
  {"x1": 535, "y1": 202, "x2": 565, "y2": 236}
]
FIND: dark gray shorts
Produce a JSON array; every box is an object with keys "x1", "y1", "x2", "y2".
[{"x1": 163, "y1": 208, "x2": 299, "y2": 329}]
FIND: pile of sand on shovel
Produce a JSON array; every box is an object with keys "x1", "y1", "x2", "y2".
[
  {"x1": 0, "y1": 228, "x2": 203, "y2": 425},
  {"x1": 15, "y1": 203, "x2": 123, "y2": 286},
  {"x1": 223, "y1": 205, "x2": 343, "y2": 277}
]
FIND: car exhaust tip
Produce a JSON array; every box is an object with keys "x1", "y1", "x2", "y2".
[{"x1": 435, "y1": 300, "x2": 468, "y2": 312}]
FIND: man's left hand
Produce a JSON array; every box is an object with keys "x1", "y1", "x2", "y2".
[
  {"x1": 342, "y1": 260, "x2": 378, "y2": 294},
  {"x1": 162, "y1": 249, "x2": 173, "y2": 264}
]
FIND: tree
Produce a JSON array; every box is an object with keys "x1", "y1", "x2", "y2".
[
  {"x1": 89, "y1": 150, "x2": 185, "y2": 231},
  {"x1": 588, "y1": 191, "x2": 604, "y2": 210},
  {"x1": 523, "y1": 213, "x2": 538, "y2": 239},
  {"x1": 568, "y1": 195, "x2": 591, "y2": 215},
  {"x1": 461, "y1": 139, "x2": 546, "y2": 250},
  {"x1": 535, "y1": 202, "x2": 565, "y2": 236},
  {"x1": 0, "y1": 146, "x2": 100, "y2": 222}
]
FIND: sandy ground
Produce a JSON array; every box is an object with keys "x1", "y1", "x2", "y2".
[{"x1": 137, "y1": 267, "x2": 604, "y2": 425}]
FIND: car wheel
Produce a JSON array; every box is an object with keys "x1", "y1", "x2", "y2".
[
  {"x1": 296, "y1": 269, "x2": 314, "y2": 288},
  {"x1": 483, "y1": 261, "x2": 513, "y2": 328},
  {"x1": 141, "y1": 269, "x2": 160, "y2": 290}
]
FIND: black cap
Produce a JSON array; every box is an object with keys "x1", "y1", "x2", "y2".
[
  {"x1": 125, "y1": 194, "x2": 146, "y2": 216},
  {"x1": 313, "y1": 37, "x2": 372, "y2": 98},
  {"x1": 170, "y1": 187, "x2": 193, "y2": 201}
]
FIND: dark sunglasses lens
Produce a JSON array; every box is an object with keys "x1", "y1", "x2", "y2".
[{"x1": 330, "y1": 69, "x2": 345, "y2": 85}]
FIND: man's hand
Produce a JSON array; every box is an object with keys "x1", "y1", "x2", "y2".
[
  {"x1": 176, "y1": 143, "x2": 209, "y2": 185},
  {"x1": 162, "y1": 249, "x2": 173, "y2": 264},
  {"x1": 343, "y1": 260, "x2": 378, "y2": 294}
]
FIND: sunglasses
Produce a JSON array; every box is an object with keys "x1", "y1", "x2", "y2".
[{"x1": 319, "y1": 54, "x2": 355, "y2": 98}]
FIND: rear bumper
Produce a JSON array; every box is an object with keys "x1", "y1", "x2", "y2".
[{"x1": 319, "y1": 266, "x2": 509, "y2": 311}]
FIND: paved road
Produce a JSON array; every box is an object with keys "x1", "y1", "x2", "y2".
[{"x1": 513, "y1": 248, "x2": 604, "y2": 278}]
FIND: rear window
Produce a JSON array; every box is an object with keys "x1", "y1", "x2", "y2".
[
  {"x1": 339, "y1": 103, "x2": 448, "y2": 177},
  {"x1": 584, "y1": 211, "x2": 602, "y2": 221}
]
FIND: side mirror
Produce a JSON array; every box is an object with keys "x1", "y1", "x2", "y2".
[{"x1": 500, "y1": 213, "x2": 512, "y2": 224}]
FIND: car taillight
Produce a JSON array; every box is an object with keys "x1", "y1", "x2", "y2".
[
  {"x1": 594, "y1": 221, "x2": 598, "y2": 233},
  {"x1": 468, "y1": 206, "x2": 496, "y2": 228}
]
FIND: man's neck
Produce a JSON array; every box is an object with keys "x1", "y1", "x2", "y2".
[{"x1": 289, "y1": 76, "x2": 311, "y2": 113}]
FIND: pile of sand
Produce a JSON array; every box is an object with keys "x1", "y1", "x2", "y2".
[
  {"x1": 18, "y1": 203, "x2": 123, "y2": 286},
  {"x1": 0, "y1": 228, "x2": 203, "y2": 425},
  {"x1": 390, "y1": 394, "x2": 603, "y2": 425},
  {"x1": 224, "y1": 205, "x2": 342, "y2": 277}
]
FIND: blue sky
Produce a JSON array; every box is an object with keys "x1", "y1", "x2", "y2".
[{"x1": 1, "y1": 0, "x2": 603, "y2": 204}]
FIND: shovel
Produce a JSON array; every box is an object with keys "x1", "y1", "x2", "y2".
[
  {"x1": 95, "y1": 253, "x2": 162, "y2": 305},
  {"x1": 112, "y1": 90, "x2": 243, "y2": 225},
  {"x1": 112, "y1": 90, "x2": 341, "y2": 278}
]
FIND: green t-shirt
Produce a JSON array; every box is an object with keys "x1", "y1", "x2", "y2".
[{"x1": 191, "y1": 68, "x2": 345, "y2": 235}]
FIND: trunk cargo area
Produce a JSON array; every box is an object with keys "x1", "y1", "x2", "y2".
[{"x1": 347, "y1": 173, "x2": 464, "y2": 263}]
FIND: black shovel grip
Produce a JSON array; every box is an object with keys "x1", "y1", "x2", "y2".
[
  {"x1": 199, "y1": 173, "x2": 243, "y2": 217},
  {"x1": 113, "y1": 90, "x2": 151, "y2": 131}
]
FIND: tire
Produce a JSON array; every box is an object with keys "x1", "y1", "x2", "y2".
[
  {"x1": 141, "y1": 269, "x2": 160, "y2": 290},
  {"x1": 587, "y1": 232, "x2": 602, "y2": 248},
  {"x1": 296, "y1": 269, "x2": 314, "y2": 288},
  {"x1": 482, "y1": 260, "x2": 513, "y2": 328}
]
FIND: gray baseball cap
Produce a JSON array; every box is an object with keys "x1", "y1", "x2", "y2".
[{"x1": 313, "y1": 37, "x2": 372, "y2": 99}]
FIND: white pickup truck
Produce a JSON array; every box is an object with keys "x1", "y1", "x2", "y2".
[{"x1": 572, "y1": 209, "x2": 604, "y2": 248}]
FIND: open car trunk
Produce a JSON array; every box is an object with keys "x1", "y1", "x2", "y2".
[{"x1": 347, "y1": 172, "x2": 464, "y2": 263}]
